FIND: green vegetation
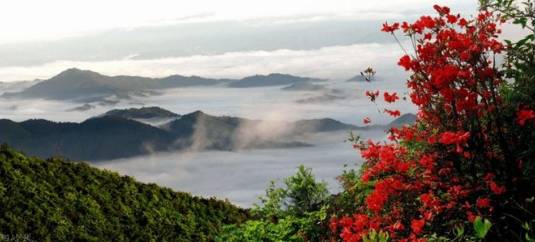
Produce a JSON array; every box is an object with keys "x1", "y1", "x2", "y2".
[
  {"x1": 0, "y1": 145, "x2": 248, "y2": 241},
  {"x1": 217, "y1": 165, "x2": 332, "y2": 241}
]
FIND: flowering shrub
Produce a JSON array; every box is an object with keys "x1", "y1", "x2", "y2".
[{"x1": 331, "y1": 2, "x2": 535, "y2": 241}]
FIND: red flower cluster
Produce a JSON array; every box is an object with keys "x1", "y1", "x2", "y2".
[
  {"x1": 410, "y1": 219, "x2": 426, "y2": 235},
  {"x1": 476, "y1": 197, "x2": 491, "y2": 208},
  {"x1": 439, "y1": 131, "x2": 470, "y2": 153},
  {"x1": 384, "y1": 109, "x2": 401, "y2": 117},
  {"x1": 383, "y1": 92, "x2": 399, "y2": 103},
  {"x1": 366, "y1": 90, "x2": 380, "y2": 102},
  {"x1": 517, "y1": 108, "x2": 535, "y2": 126},
  {"x1": 382, "y1": 22, "x2": 400, "y2": 33},
  {"x1": 330, "y1": 5, "x2": 524, "y2": 241},
  {"x1": 398, "y1": 55, "x2": 412, "y2": 70},
  {"x1": 438, "y1": 131, "x2": 470, "y2": 145}
]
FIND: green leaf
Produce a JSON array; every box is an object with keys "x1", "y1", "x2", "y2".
[
  {"x1": 473, "y1": 216, "x2": 492, "y2": 239},
  {"x1": 513, "y1": 17, "x2": 528, "y2": 28},
  {"x1": 362, "y1": 229, "x2": 390, "y2": 242},
  {"x1": 523, "y1": 222, "x2": 531, "y2": 230},
  {"x1": 454, "y1": 225, "x2": 465, "y2": 238}
]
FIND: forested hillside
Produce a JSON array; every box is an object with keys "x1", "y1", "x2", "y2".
[{"x1": 0, "y1": 145, "x2": 248, "y2": 241}]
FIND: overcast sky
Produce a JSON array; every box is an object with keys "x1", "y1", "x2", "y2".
[
  {"x1": 0, "y1": 1, "x2": 479, "y2": 82},
  {"x1": 1, "y1": 0, "x2": 477, "y2": 43}
]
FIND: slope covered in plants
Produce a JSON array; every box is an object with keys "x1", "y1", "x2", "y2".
[{"x1": 0, "y1": 145, "x2": 248, "y2": 241}]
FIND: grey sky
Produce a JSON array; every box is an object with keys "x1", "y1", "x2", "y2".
[
  {"x1": 0, "y1": 0, "x2": 476, "y2": 43},
  {"x1": 0, "y1": 1, "x2": 478, "y2": 82}
]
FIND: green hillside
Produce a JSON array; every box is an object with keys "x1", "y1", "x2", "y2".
[{"x1": 0, "y1": 145, "x2": 248, "y2": 241}]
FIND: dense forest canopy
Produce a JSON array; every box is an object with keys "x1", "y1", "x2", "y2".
[{"x1": 0, "y1": 145, "x2": 248, "y2": 241}]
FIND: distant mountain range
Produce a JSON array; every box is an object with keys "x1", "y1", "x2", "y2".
[
  {"x1": 0, "y1": 107, "x2": 416, "y2": 161},
  {"x1": 228, "y1": 73, "x2": 324, "y2": 88},
  {"x1": 1, "y1": 68, "x2": 325, "y2": 102}
]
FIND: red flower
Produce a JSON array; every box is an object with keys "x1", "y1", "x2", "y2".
[
  {"x1": 431, "y1": 65, "x2": 459, "y2": 87},
  {"x1": 439, "y1": 131, "x2": 470, "y2": 145},
  {"x1": 366, "y1": 187, "x2": 389, "y2": 212},
  {"x1": 489, "y1": 182, "x2": 506, "y2": 195},
  {"x1": 419, "y1": 155, "x2": 435, "y2": 168},
  {"x1": 329, "y1": 218, "x2": 338, "y2": 232},
  {"x1": 384, "y1": 109, "x2": 401, "y2": 117},
  {"x1": 366, "y1": 90, "x2": 380, "y2": 102},
  {"x1": 384, "y1": 92, "x2": 399, "y2": 103},
  {"x1": 459, "y1": 18, "x2": 468, "y2": 27},
  {"x1": 363, "y1": 117, "x2": 371, "y2": 125},
  {"x1": 433, "y1": 5, "x2": 450, "y2": 15},
  {"x1": 411, "y1": 219, "x2": 426, "y2": 235},
  {"x1": 414, "y1": 16, "x2": 436, "y2": 30},
  {"x1": 353, "y1": 214, "x2": 369, "y2": 231},
  {"x1": 466, "y1": 211, "x2": 477, "y2": 223},
  {"x1": 398, "y1": 55, "x2": 412, "y2": 70},
  {"x1": 517, "y1": 108, "x2": 535, "y2": 126},
  {"x1": 447, "y1": 14, "x2": 458, "y2": 24},
  {"x1": 401, "y1": 21, "x2": 410, "y2": 32},
  {"x1": 382, "y1": 22, "x2": 400, "y2": 33},
  {"x1": 476, "y1": 197, "x2": 491, "y2": 208}
]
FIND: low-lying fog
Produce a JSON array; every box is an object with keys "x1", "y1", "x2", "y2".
[{"x1": 96, "y1": 129, "x2": 387, "y2": 207}]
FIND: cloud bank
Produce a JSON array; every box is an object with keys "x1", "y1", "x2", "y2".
[
  {"x1": 97, "y1": 129, "x2": 388, "y2": 207},
  {"x1": 0, "y1": 0, "x2": 476, "y2": 44},
  {"x1": 0, "y1": 43, "x2": 404, "y2": 82}
]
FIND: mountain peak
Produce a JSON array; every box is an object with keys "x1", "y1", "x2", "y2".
[
  {"x1": 101, "y1": 107, "x2": 180, "y2": 120},
  {"x1": 267, "y1": 73, "x2": 291, "y2": 77},
  {"x1": 52, "y1": 68, "x2": 104, "y2": 80},
  {"x1": 186, "y1": 110, "x2": 208, "y2": 118},
  {"x1": 388, "y1": 113, "x2": 417, "y2": 128},
  {"x1": 64, "y1": 67, "x2": 83, "y2": 72},
  {"x1": 59, "y1": 67, "x2": 96, "y2": 75}
]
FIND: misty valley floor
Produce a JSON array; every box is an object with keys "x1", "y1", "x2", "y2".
[{"x1": 96, "y1": 129, "x2": 386, "y2": 207}]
